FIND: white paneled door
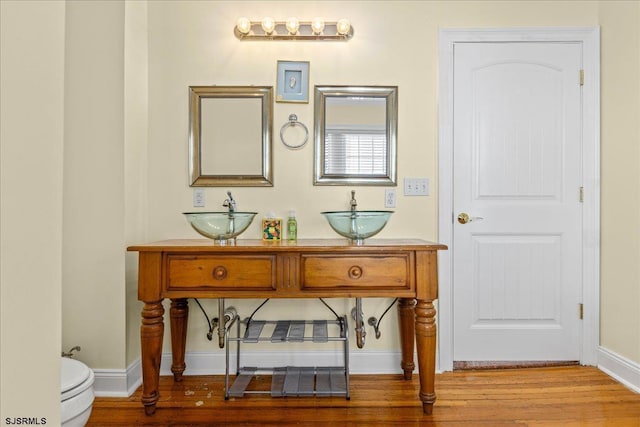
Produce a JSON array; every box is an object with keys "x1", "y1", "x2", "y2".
[{"x1": 453, "y1": 42, "x2": 583, "y2": 361}]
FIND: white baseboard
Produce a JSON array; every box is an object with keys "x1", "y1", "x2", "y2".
[
  {"x1": 126, "y1": 357, "x2": 143, "y2": 396},
  {"x1": 93, "y1": 350, "x2": 405, "y2": 397},
  {"x1": 92, "y1": 369, "x2": 129, "y2": 398},
  {"x1": 597, "y1": 346, "x2": 640, "y2": 393},
  {"x1": 92, "y1": 358, "x2": 143, "y2": 397}
]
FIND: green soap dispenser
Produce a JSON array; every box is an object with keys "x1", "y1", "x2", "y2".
[{"x1": 287, "y1": 210, "x2": 297, "y2": 241}]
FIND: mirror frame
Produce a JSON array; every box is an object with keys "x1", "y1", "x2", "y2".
[
  {"x1": 314, "y1": 85, "x2": 398, "y2": 186},
  {"x1": 189, "y1": 86, "x2": 273, "y2": 187}
]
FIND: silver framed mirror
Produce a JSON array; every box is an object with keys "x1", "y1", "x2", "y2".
[
  {"x1": 189, "y1": 86, "x2": 273, "y2": 186},
  {"x1": 314, "y1": 85, "x2": 398, "y2": 186}
]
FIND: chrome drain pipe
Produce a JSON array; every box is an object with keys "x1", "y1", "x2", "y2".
[
  {"x1": 215, "y1": 299, "x2": 237, "y2": 348},
  {"x1": 351, "y1": 298, "x2": 366, "y2": 348}
]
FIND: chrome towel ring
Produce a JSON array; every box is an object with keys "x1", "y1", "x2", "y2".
[{"x1": 280, "y1": 114, "x2": 309, "y2": 149}]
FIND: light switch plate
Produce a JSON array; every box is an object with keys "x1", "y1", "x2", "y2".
[
  {"x1": 193, "y1": 189, "x2": 205, "y2": 207},
  {"x1": 404, "y1": 178, "x2": 429, "y2": 196}
]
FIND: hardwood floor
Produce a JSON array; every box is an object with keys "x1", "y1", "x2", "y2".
[{"x1": 88, "y1": 366, "x2": 640, "y2": 426}]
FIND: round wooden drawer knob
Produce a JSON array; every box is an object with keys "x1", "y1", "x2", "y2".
[
  {"x1": 348, "y1": 265, "x2": 363, "y2": 279},
  {"x1": 212, "y1": 266, "x2": 228, "y2": 280}
]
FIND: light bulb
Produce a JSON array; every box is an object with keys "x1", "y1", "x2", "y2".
[
  {"x1": 261, "y1": 17, "x2": 275, "y2": 34},
  {"x1": 285, "y1": 17, "x2": 299, "y2": 35},
  {"x1": 236, "y1": 17, "x2": 251, "y2": 35},
  {"x1": 311, "y1": 17, "x2": 325, "y2": 35},
  {"x1": 336, "y1": 18, "x2": 351, "y2": 35}
]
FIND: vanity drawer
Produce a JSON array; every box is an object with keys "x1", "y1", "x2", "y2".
[
  {"x1": 301, "y1": 253, "x2": 412, "y2": 290},
  {"x1": 166, "y1": 254, "x2": 276, "y2": 290}
]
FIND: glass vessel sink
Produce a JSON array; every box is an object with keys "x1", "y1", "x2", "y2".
[
  {"x1": 321, "y1": 211, "x2": 394, "y2": 243},
  {"x1": 183, "y1": 212, "x2": 257, "y2": 242}
]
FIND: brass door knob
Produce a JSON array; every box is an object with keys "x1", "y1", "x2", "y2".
[
  {"x1": 458, "y1": 213, "x2": 470, "y2": 224},
  {"x1": 457, "y1": 213, "x2": 483, "y2": 224}
]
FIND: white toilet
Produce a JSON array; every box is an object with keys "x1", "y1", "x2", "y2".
[{"x1": 61, "y1": 357, "x2": 95, "y2": 427}]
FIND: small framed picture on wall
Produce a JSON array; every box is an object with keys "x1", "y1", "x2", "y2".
[{"x1": 276, "y1": 60, "x2": 310, "y2": 103}]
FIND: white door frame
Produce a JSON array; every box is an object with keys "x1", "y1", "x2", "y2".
[{"x1": 437, "y1": 27, "x2": 600, "y2": 372}]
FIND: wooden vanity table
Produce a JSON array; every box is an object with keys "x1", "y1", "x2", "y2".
[{"x1": 128, "y1": 239, "x2": 446, "y2": 415}]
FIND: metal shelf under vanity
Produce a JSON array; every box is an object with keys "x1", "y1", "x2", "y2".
[{"x1": 224, "y1": 317, "x2": 350, "y2": 399}]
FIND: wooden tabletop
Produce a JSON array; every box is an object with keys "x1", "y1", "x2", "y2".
[{"x1": 127, "y1": 238, "x2": 447, "y2": 252}]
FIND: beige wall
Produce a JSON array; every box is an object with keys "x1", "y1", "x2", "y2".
[
  {"x1": 598, "y1": 1, "x2": 640, "y2": 362},
  {"x1": 143, "y1": 0, "x2": 640, "y2": 364},
  {"x1": 1, "y1": 1, "x2": 638, "y2": 421},
  {"x1": 124, "y1": 0, "x2": 149, "y2": 372},
  {"x1": 1, "y1": 1, "x2": 66, "y2": 423},
  {"x1": 62, "y1": 0, "x2": 127, "y2": 369}
]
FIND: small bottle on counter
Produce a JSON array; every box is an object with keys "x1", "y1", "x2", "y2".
[{"x1": 287, "y1": 210, "x2": 297, "y2": 241}]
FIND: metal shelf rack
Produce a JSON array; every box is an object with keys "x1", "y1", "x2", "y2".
[{"x1": 224, "y1": 316, "x2": 350, "y2": 399}]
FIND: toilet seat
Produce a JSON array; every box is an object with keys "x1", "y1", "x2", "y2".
[
  {"x1": 61, "y1": 357, "x2": 94, "y2": 401},
  {"x1": 61, "y1": 357, "x2": 95, "y2": 427}
]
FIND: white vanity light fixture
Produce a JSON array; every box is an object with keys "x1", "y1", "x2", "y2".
[
  {"x1": 285, "y1": 17, "x2": 300, "y2": 35},
  {"x1": 336, "y1": 18, "x2": 351, "y2": 36},
  {"x1": 261, "y1": 17, "x2": 276, "y2": 35},
  {"x1": 310, "y1": 17, "x2": 325, "y2": 35},
  {"x1": 234, "y1": 17, "x2": 353, "y2": 41},
  {"x1": 236, "y1": 17, "x2": 252, "y2": 35}
]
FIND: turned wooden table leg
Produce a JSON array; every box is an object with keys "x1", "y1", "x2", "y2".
[
  {"x1": 415, "y1": 299, "x2": 437, "y2": 415},
  {"x1": 398, "y1": 298, "x2": 416, "y2": 380},
  {"x1": 140, "y1": 301, "x2": 164, "y2": 415},
  {"x1": 170, "y1": 298, "x2": 189, "y2": 381}
]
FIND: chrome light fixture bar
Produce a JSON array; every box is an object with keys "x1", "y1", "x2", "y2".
[{"x1": 235, "y1": 17, "x2": 353, "y2": 41}]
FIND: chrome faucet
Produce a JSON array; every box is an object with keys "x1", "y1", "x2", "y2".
[
  {"x1": 61, "y1": 345, "x2": 81, "y2": 358},
  {"x1": 222, "y1": 191, "x2": 236, "y2": 213},
  {"x1": 350, "y1": 190, "x2": 357, "y2": 212}
]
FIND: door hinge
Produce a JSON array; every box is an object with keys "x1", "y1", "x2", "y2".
[
  {"x1": 579, "y1": 69, "x2": 584, "y2": 86},
  {"x1": 579, "y1": 303, "x2": 584, "y2": 320},
  {"x1": 579, "y1": 186, "x2": 584, "y2": 203}
]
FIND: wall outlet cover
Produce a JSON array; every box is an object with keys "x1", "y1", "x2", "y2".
[
  {"x1": 193, "y1": 189, "x2": 205, "y2": 207},
  {"x1": 385, "y1": 189, "x2": 396, "y2": 208}
]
